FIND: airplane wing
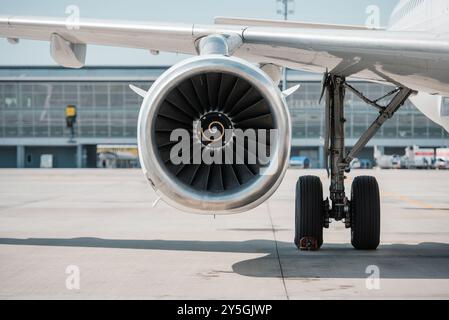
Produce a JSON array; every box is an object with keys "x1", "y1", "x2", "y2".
[
  {"x1": 0, "y1": 15, "x2": 447, "y2": 83},
  {"x1": 1, "y1": 15, "x2": 449, "y2": 129}
]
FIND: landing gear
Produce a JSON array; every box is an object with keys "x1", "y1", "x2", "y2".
[{"x1": 294, "y1": 74, "x2": 413, "y2": 251}]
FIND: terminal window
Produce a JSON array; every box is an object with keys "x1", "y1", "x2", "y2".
[{"x1": 442, "y1": 97, "x2": 449, "y2": 117}]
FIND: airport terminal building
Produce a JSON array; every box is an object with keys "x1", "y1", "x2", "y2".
[{"x1": 0, "y1": 66, "x2": 448, "y2": 168}]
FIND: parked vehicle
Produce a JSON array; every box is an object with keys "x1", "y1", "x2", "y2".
[
  {"x1": 375, "y1": 154, "x2": 402, "y2": 169},
  {"x1": 290, "y1": 156, "x2": 310, "y2": 169},
  {"x1": 435, "y1": 158, "x2": 449, "y2": 170},
  {"x1": 350, "y1": 158, "x2": 372, "y2": 169}
]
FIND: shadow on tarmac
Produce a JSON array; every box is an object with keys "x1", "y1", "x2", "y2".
[{"x1": 0, "y1": 237, "x2": 448, "y2": 279}]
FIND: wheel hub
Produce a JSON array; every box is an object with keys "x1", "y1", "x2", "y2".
[{"x1": 196, "y1": 112, "x2": 234, "y2": 148}]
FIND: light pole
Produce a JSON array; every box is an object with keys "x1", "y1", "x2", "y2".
[{"x1": 276, "y1": 0, "x2": 295, "y2": 91}]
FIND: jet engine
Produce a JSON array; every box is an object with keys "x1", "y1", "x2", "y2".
[{"x1": 137, "y1": 53, "x2": 291, "y2": 214}]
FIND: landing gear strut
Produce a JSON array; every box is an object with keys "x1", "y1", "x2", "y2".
[{"x1": 294, "y1": 74, "x2": 413, "y2": 251}]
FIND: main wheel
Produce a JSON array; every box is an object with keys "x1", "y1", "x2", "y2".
[
  {"x1": 294, "y1": 176, "x2": 324, "y2": 250},
  {"x1": 351, "y1": 176, "x2": 381, "y2": 250}
]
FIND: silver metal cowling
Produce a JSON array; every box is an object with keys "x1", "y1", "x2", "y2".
[{"x1": 138, "y1": 55, "x2": 291, "y2": 214}]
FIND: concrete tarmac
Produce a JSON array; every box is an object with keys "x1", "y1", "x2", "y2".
[{"x1": 0, "y1": 169, "x2": 448, "y2": 299}]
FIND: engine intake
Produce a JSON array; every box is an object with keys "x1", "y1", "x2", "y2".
[{"x1": 138, "y1": 55, "x2": 291, "y2": 214}]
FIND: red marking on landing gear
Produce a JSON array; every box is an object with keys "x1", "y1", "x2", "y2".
[{"x1": 299, "y1": 237, "x2": 319, "y2": 251}]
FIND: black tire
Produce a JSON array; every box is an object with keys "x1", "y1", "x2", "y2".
[
  {"x1": 351, "y1": 176, "x2": 381, "y2": 250},
  {"x1": 294, "y1": 176, "x2": 324, "y2": 250}
]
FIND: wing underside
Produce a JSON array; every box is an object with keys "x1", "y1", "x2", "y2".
[
  {"x1": 214, "y1": 16, "x2": 384, "y2": 30},
  {"x1": 1, "y1": 15, "x2": 448, "y2": 85}
]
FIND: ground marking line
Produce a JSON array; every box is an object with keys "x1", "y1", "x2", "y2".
[
  {"x1": 382, "y1": 190, "x2": 448, "y2": 213},
  {"x1": 266, "y1": 202, "x2": 290, "y2": 300}
]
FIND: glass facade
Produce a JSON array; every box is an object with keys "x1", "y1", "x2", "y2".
[
  {"x1": 0, "y1": 81, "x2": 149, "y2": 138},
  {"x1": 0, "y1": 72, "x2": 448, "y2": 142},
  {"x1": 287, "y1": 82, "x2": 449, "y2": 140},
  {"x1": 0, "y1": 67, "x2": 448, "y2": 169},
  {"x1": 442, "y1": 97, "x2": 449, "y2": 117}
]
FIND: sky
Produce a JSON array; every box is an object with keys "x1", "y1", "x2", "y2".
[{"x1": 0, "y1": 0, "x2": 399, "y2": 66}]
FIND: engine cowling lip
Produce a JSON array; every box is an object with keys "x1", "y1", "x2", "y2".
[{"x1": 138, "y1": 55, "x2": 291, "y2": 214}]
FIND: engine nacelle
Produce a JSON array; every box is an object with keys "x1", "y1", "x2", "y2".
[{"x1": 138, "y1": 55, "x2": 291, "y2": 214}]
